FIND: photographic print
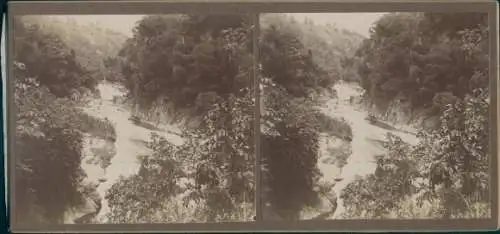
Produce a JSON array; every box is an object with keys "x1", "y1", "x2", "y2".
[
  {"x1": 12, "y1": 14, "x2": 256, "y2": 224},
  {"x1": 259, "y1": 12, "x2": 491, "y2": 220}
]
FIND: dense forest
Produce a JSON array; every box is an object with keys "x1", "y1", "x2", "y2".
[
  {"x1": 13, "y1": 16, "x2": 123, "y2": 223},
  {"x1": 12, "y1": 11, "x2": 491, "y2": 224},
  {"x1": 340, "y1": 12, "x2": 490, "y2": 218}
]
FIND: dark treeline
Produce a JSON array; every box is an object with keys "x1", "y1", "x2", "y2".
[
  {"x1": 13, "y1": 16, "x2": 123, "y2": 223},
  {"x1": 340, "y1": 13, "x2": 490, "y2": 218}
]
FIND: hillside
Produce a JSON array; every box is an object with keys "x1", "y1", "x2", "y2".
[
  {"x1": 261, "y1": 14, "x2": 365, "y2": 83},
  {"x1": 19, "y1": 16, "x2": 128, "y2": 81}
]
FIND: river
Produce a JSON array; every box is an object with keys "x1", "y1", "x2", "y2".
[{"x1": 319, "y1": 81, "x2": 419, "y2": 219}]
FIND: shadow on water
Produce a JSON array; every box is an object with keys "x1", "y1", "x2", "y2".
[
  {"x1": 321, "y1": 146, "x2": 351, "y2": 168},
  {"x1": 129, "y1": 138, "x2": 149, "y2": 147},
  {"x1": 365, "y1": 116, "x2": 398, "y2": 131},
  {"x1": 131, "y1": 119, "x2": 163, "y2": 132},
  {"x1": 128, "y1": 116, "x2": 184, "y2": 137},
  {"x1": 365, "y1": 116, "x2": 417, "y2": 136},
  {"x1": 365, "y1": 137, "x2": 387, "y2": 148}
]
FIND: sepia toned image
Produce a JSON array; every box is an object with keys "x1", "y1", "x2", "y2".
[
  {"x1": 11, "y1": 14, "x2": 256, "y2": 225},
  {"x1": 259, "y1": 12, "x2": 491, "y2": 221}
]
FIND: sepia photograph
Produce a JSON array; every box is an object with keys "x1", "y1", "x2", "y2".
[
  {"x1": 12, "y1": 14, "x2": 256, "y2": 224},
  {"x1": 259, "y1": 12, "x2": 491, "y2": 220},
  {"x1": 7, "y1": 1, "x2": 497, "y2": 231}
]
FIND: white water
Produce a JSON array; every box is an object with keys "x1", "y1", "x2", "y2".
[
  {"x1": 319, "y1": 81, "x2": 419, "y2": 218},
  {"x1": 79, "y1": 82, "x2": 184, "y2": 223}
]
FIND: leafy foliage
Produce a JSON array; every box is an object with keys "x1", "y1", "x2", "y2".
[
  {"x1": 105, "y1": 133, "x2": 187, "y2": 223},
  {"x1": 340, "y1": 133, "x2": 419, "y2": 218}
]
